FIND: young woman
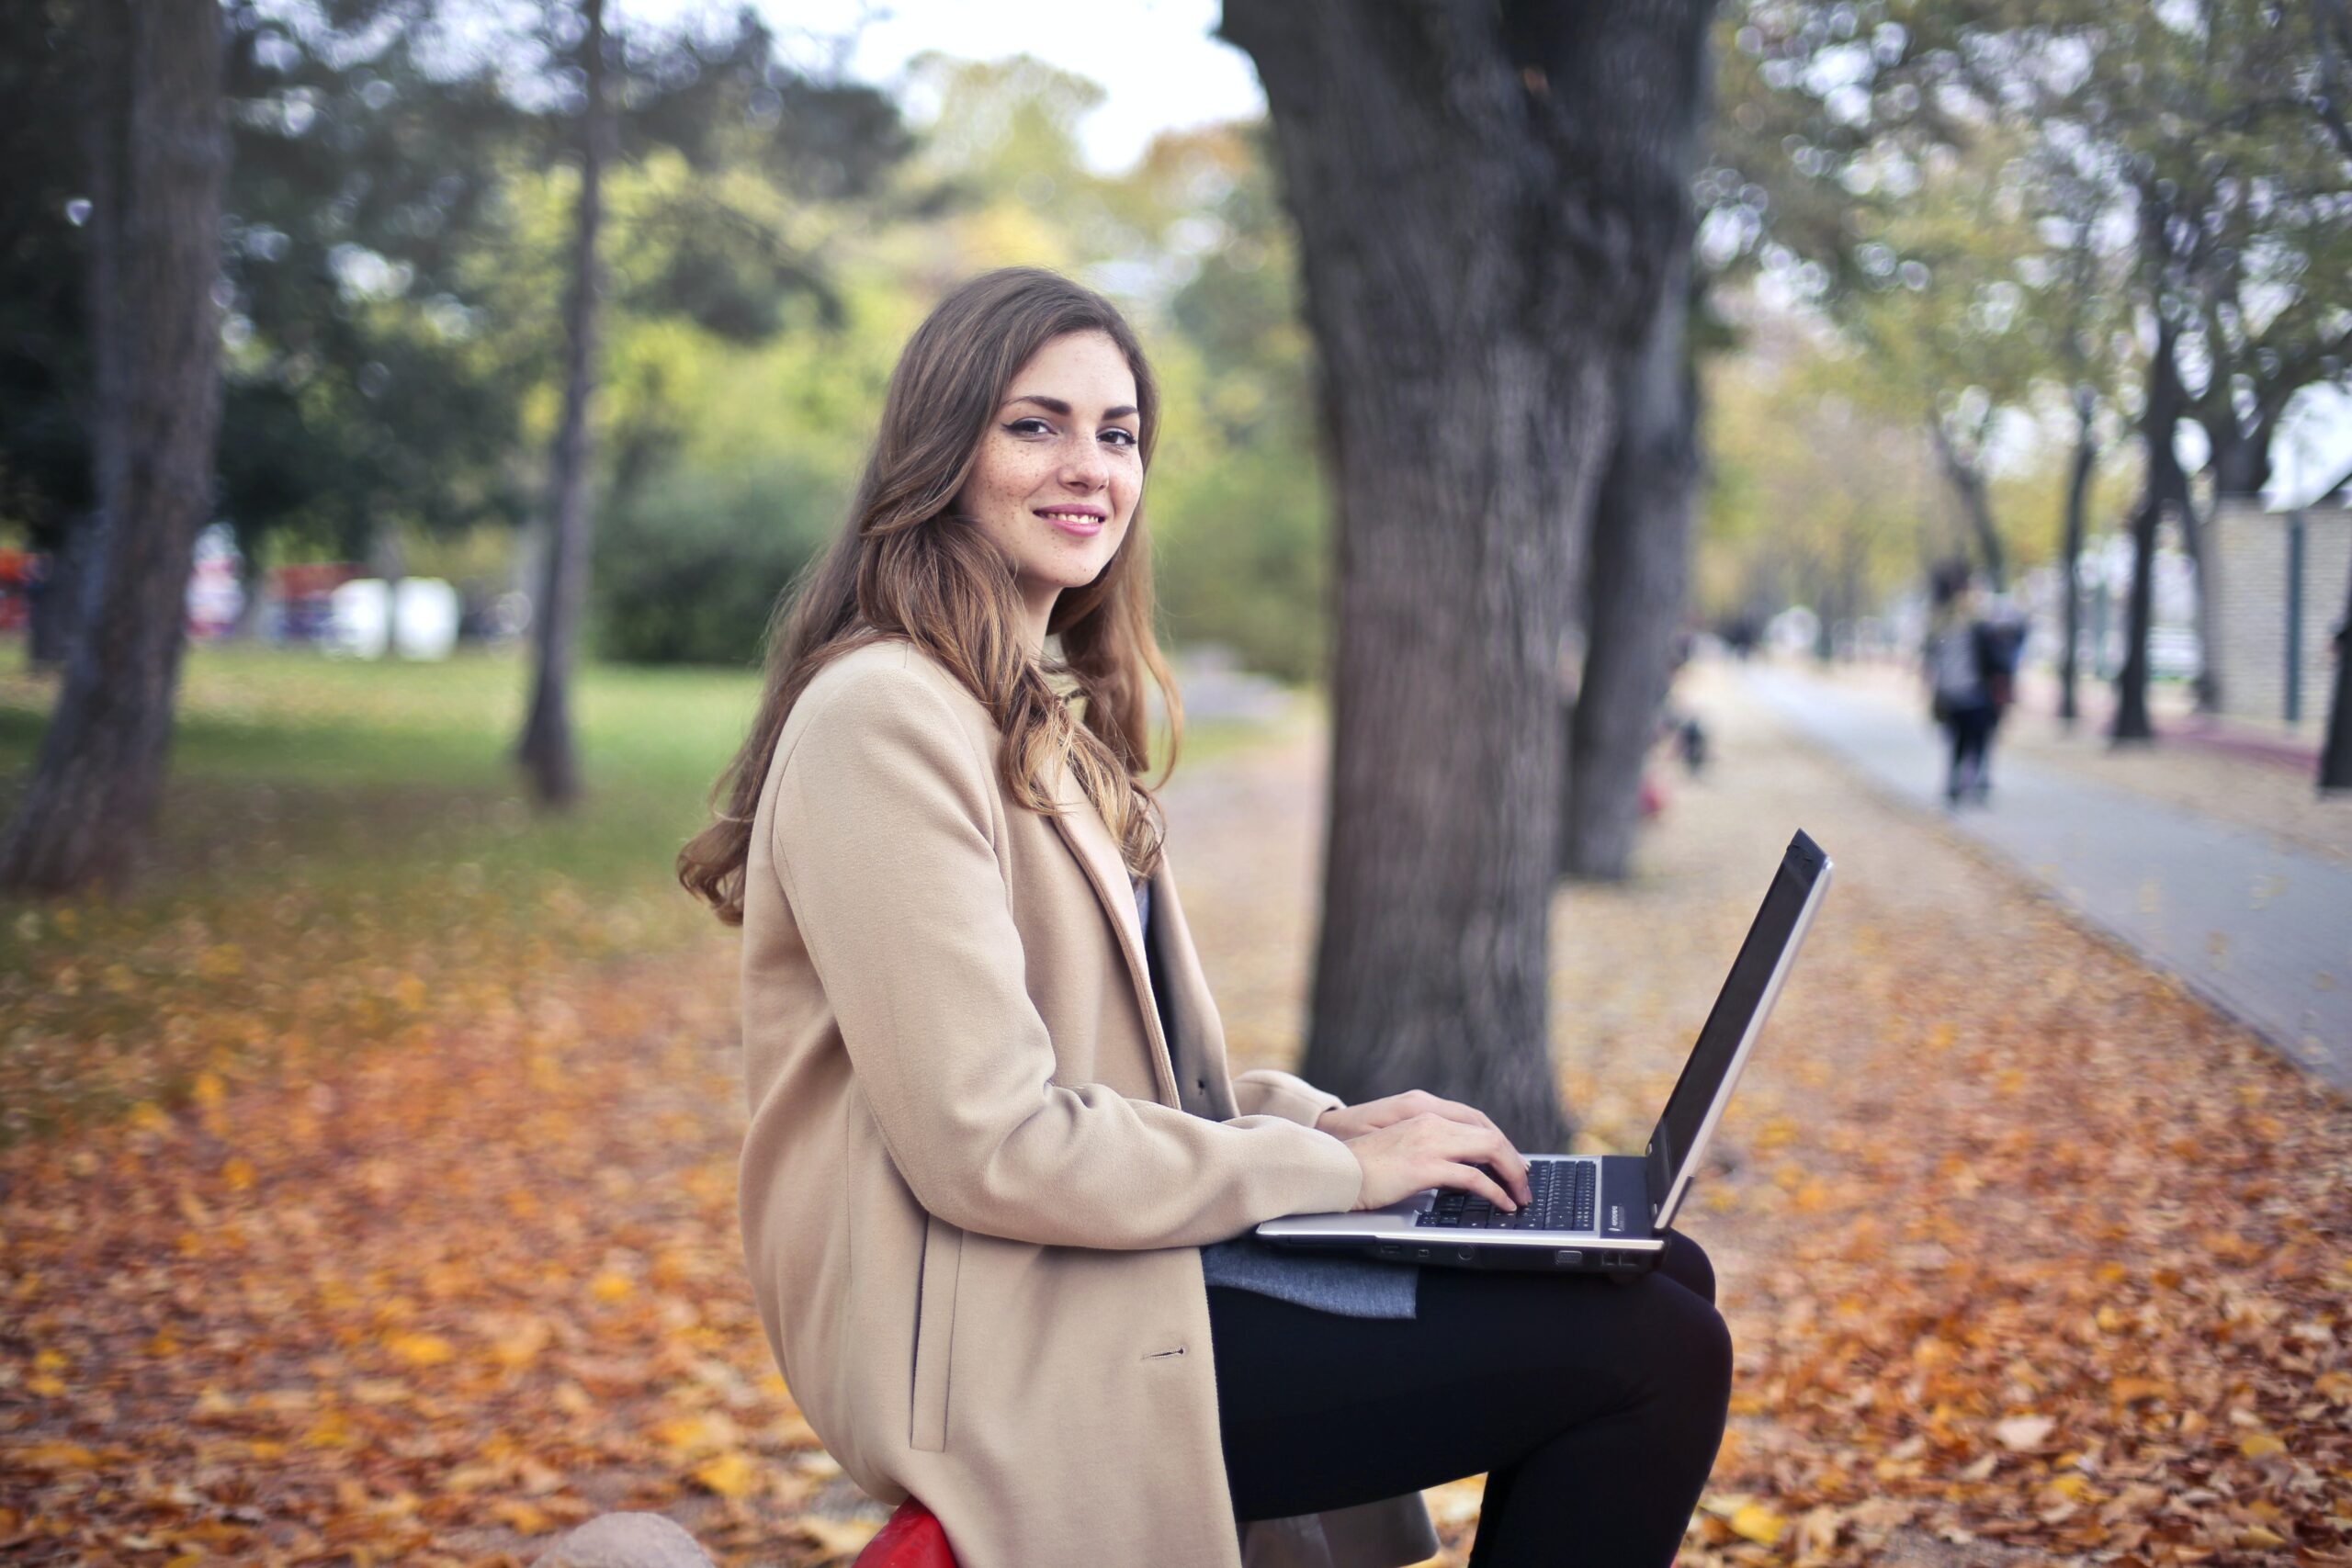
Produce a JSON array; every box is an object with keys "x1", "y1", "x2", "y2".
[{"x1": 680, "y1": 267, "x2": 1732, "y2": 1568}]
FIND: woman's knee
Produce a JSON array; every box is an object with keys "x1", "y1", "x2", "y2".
[
  {"x1": 1633, "y1": 1269, "x2": 1733, "y2": 1418},
  {"x1": 1687, "y1": 1293, "x2": 1734, "y2": 1407},
  {"x1": 1656, "y1": 1230, "x2": 1715, "y2": 1305}
]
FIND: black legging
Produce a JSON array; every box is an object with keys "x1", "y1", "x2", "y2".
[
  {"x1": 1943, "y1": 702, "x2": 1998, "y2": 799},
  {"x1": 1209, "y1": 1232, "x2": 1730, "y2": 1567}
]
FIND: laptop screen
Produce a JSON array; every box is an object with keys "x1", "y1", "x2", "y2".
[{"x1": 1643, "y1": 831, "x2": 1827, "y2": 1223}]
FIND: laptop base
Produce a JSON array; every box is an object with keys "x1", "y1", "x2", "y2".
[{"x1": 1261, "y1": 1156, "x2": 1662, "y2": 1278}]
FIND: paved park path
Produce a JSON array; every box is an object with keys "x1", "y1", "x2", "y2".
[{"x1": 1746, "y1": 661, "x2": 2352, "y2": 1094}]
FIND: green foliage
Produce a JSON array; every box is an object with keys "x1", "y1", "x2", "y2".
[
  {"x1": 591, "y1": 454, "x2": 844, "y2": 668},
  {"x1": 8, "y1": 13, "x2": 1335, "y2": 683},
  {"x1": 576, "y1": 62, "x2": 1332, "y2": 682},
  {"x1": 1128, "y1": 124, "x2": 1329, "y2": 682},
  {"x1": 0, "y1": 2, "x2": 94, "y2": 548},
  {"x1": 1706, "y1": 0, "x2": 2350, "y2": 622},
  {"x1": 1150, "y1": 422, "x2": 1329, "y2": 682},
  {"x1": 1699, "y1": 341, "x2": 1929, "y2": 623},
  {"x1": 202, "y1": 1, "x2": 910, "y2": 575}
]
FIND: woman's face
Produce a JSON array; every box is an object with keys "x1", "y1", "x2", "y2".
[{"x1": 957, "y1": 330, "x2": 1143, "y2": 639}]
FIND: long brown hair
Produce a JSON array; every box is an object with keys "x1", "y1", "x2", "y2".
[{"x1": 677, "y1": 266, "x2": 1181, "y2": 926}]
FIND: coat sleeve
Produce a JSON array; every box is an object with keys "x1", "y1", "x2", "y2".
[
  {"x1": 769, "y1": 661, "x2": 1364, "y2": 1247},
  {"x1": 1230, "y1": 1068, "x2": 1345, "y2": 1129}
]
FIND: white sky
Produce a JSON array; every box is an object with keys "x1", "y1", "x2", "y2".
[
  {"x1": 611, "y1": 0, "x2": 1269, "y2": 175},
  {"x1": 602, "y1": 0, "x2": 2352, "y2": 505}
]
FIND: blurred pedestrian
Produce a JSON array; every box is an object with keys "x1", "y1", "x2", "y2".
[{"x1": 1922, "y1": 560, "x2": 2011, "y2": 807}]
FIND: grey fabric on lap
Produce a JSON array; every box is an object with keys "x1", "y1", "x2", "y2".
[{"x1": 1135, "y1": 876, "x2": 1419, "y2": 1320}]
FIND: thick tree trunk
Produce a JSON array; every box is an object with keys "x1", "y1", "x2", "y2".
[
  {"x1": 2057, "y1": 389, "x2": 2097, "y2": 728},
  {"x1": 1563, "y1": 256, "x2": 1699, "y2": 882},
  {"x1": 517, "y1": 0, "x2": 609, "y2": 807},
  {"x1": 0, "y1": 0, "x2": 225, "y2": 895},
  {"x1": 28, "y1": 511, "x2": 96, "y2": 670},
  {"x1": 2114, "y1": 315, "x2": 2188, "y2": 745},
  {"x1": 1223, "y1": 0, "x2": 1713, "y2": 1152}
]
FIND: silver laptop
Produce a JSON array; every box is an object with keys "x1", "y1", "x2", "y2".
[{"x1": 1257, "y1": 829, "x2": 1832, "y2": 1279}]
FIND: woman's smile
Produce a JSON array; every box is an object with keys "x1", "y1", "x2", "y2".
[
  {"x1": 1036, "y1": 504, "x2": 1106, "y2": 536},
  {"x1": 956, "y1": 328, "x2": 1143, "y2": 647}
]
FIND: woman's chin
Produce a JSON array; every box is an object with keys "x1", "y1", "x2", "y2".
[{"x1": 1035, "y1": 556, "x2": 1114, "y2": 593}]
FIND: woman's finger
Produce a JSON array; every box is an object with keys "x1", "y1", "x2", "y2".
[
  {"x1": 1428, "y1": 1117, "x2": 1531, "y2": 1205},
  {"x1": 1436, "y1": 1159, "x2": 1519, "y2": 1213},
  {"x1": 1416, "y1": 1123, "x2": 1522, "y2": 1209}
]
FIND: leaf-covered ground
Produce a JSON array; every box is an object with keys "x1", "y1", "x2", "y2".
[
  {"x1": 1540, "y1": 666, "x2": 2349, "y2": 1567},
  {"x1": 1, "y1": 657, "x2": 2346, "y2": 1565}
]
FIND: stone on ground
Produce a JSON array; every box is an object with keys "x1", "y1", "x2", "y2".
[{"x1": 532, "y1": 1513, "x2": 717, "y2": 1568}]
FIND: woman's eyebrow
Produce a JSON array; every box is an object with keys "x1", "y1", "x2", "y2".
[{"x1": 1008, "y1": 393, "x2": 1139, "y2": 421}]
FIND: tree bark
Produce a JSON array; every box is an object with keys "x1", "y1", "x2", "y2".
[
  {"x1": 28, "y1": 510, "x2": 96, "y2": 671},
  {"x1": 0, "y1": 0, "x2": 225, "y2": 895},
  {"x1": 2057, "y1": 388, "x2": 2097, "y2": 728},
  {"x1": 2114, "y1": 313, "x2": 2189, "y2": 746},
  {"x1": 2322, "y1": 552, "x2": 2352, "y2": 793},
  {"x1": 516, "y1": 0, "x2": 610, "y2": 807},
  {"x1": 227, "y1": 519, "x2": 268, "y2": 640},
  {"x1": 1223, "y1": 0, "x2": 1713, "y2": 1152},
  {"x1": 2175, "y1": 477, "x2": 2220, "y2": 714},
  {"x1": 1564, "y1": 254, "x2": 1700, "y2": 883},
  {"x1": 1928, "y1": 411, "x2": 2007, "y2": 592},
  {"x1": 2204, "y1": 411, "x2": 2272, "y2": 502}
]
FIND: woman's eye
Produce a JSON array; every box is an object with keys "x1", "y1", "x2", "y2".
[
  {"x1": 1102, "y1": 427, "x2": 1137, "y2": 448},
  {"x1": 1006, "y1": 418, "x2": 1052, "y2": 436}
]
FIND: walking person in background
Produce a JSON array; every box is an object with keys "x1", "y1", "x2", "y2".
[{"x1": 1923, "y1": 560, "x2": 2008, "y2": 807}]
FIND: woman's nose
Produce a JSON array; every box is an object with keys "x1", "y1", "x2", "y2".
[{"x1": 1059, "y1": 434, "x2": 1109, "y2": 489}]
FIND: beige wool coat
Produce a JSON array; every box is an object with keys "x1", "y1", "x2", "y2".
[{"x1": 737, "y1": 638, "x2": 1440, "y2": 1568}]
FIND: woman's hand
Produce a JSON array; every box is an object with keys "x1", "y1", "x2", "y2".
[
  {"x1": 1326, "y1": 1104, "x2": 1533, "y2": 1213},
  {"x1": 1317, "y1": 1089, "x2": 1510, "y2": 1149}
]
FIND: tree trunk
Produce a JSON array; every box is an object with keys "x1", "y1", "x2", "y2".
[
  {"x1": 227, "y1": 519, "x2": 268, "y2": 640},
  {"x1": 2175, "y1": 482, "x2": 2220, "y2": 713},
  {"x1": 2057, "y1": 389, "x2": 2097, "y2": 728},
  {"x1": 0, "y1": 0, "x2": 225, "y2": 896},
  {"x1": 2321, "y1": 553, "x2": 2352, "y2": 793},
  {"x1": 28, "y1": 510, "x2": 96, "y2": 670},
  {"x1": 2202, "y1": 400, "x2": 2274, "y2": 502},
  {"x1": 1928, "y1": 412, "x2": 2007, "y2": 592},
  {"x1": 1223, "y1": 0, "x2": 1714, "y2": 1152},
  {"x1": 2114, "y1": 314, "x2": 2188, "y2": 745},
  {"x1": 516, "y1": 0, "x2": 609, "y2": 807},
  {"x1": 1563, "y1": 255, "x2": 1700, "y2": 882},
  {"x1": 2111, "y1": 494, "x2": 2161, "y2": 743}
]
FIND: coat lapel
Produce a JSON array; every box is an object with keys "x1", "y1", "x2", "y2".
[
  {"x1": 1046, "y1": 755, "x2": 1180, "y2": 1106},
  {"x1": 1140, "y1": 848, "x2": 1240, "y2": 1120}
]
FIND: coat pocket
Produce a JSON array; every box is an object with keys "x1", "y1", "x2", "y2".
[{"x1": 910, "y1": 1210, "x2": 962, "y2": 1452}]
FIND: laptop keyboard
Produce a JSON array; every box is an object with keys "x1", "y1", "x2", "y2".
[{"x1": 1416, "y1": 1158, "x2": 1597, "y2": 1233}]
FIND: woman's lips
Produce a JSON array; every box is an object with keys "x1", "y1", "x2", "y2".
[{"x1": 1035, "y1": 508, "x2": 1104, "y2": 537}]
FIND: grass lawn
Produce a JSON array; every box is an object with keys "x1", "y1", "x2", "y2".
[
  {"x1": 0, "y1": 643, "x2": 765, "y2": 1145},
  {"x1": 1, "y1": 642, "x2": 764, "y2": 890},
  {"x1": 0, "y1": 639, "x2": 1278, "y2": 1144}
]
